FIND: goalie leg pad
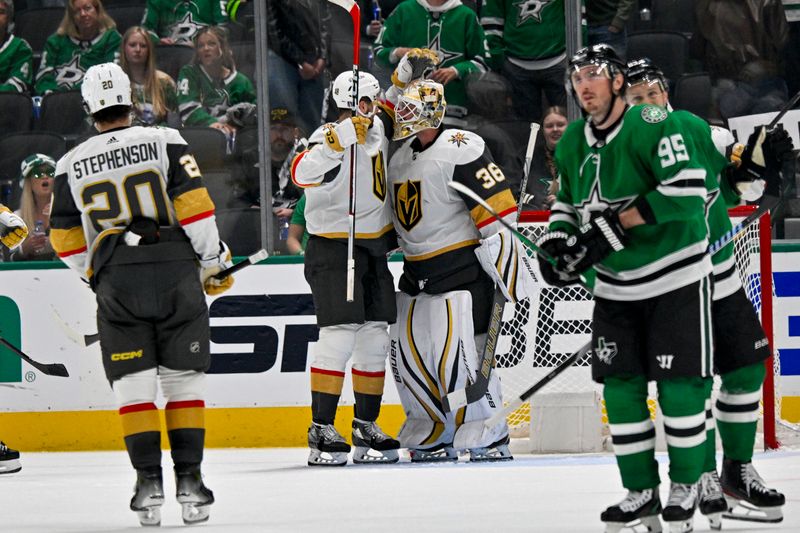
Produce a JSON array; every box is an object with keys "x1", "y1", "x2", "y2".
[{"x1": 474, "y1": 227, "x2": 540, "y2": 303}]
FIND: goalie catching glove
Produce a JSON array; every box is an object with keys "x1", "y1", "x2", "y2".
[
  {"x1": 321, "y1": 116, "x2": 370, "y2": 153},
  {"x1": 392, "y1": 48, "x2": 440, "y2": 89},
  {"x1": 0, "y1": 206, "x2": 28, "y2": 249},
  {"x1": 535, "y1": 209, "x2": 626, "y2": 286},
  {"x1": 200, "y1": 241, "x2": 234, "y2": 296}
]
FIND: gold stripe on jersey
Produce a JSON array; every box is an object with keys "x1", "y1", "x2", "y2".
[
  {"x1": 471, "y1": 189, "x2": 517, "y2": 229},
  {"x1": 174, "y1": 187, "x2": 215, "y2": 225},
  {"x1": 316, "y1": 224, "x2": 394, "y2": 240},
  {"x1": 405, "y1": 239, "x2": 480, "y2": 261},
  {"x1": 51, "y1": 227, "x2": 87, "y2": 257}
]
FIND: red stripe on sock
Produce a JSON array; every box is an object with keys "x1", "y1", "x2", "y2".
[
  {"x1": 165, "y1": 400, "x2": 205, "y2": 410},
  {"x1": 351, "y1": 369, "x2": 385, "y2": 378},
  {"x1": 310, "y1": 367, "x2": 346, "y2": 377},
  {"x1": 119, "y1": 402, "x2": 158, "y2": 415}
]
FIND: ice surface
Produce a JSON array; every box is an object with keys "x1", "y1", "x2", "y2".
[{"x1": 1, "y1": 448, "x2": 798, "y2": 532}]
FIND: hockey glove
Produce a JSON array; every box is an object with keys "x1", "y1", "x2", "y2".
[
  {"x1": 200, "y1": 242, "x2": 234, "y2": 296},
  {"x1": 321, "y1": 119, "x2": 360, "y2": 154},
  {"x1": 762, "y1": 125, "x2": 795, "y2": 196},
  {"x1": 392, "y1": 48, "x2": 440, "y2": 89},
  {"x1": 351, "y1": 116, "x2": 370, "y2": 145},
  {"x1": 0, "y1": 206, "x2": 28, "y2": 249},
  {"x1": 534, "y1": 231, "x2": 581, "y2": 287},
  {"x1": 727, "y1": 127, "x2": 769, "y2": 199},
  {"x1": 564, "y1": 209, "x2": 627, "y2": 274}
]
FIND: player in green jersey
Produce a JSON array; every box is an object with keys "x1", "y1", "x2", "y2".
[
  {"x1": 537, "y1": 44, "x2": 726, "y2": 533},
  {"x1": 142, "y1": 0, "x2": 227, "y2": 46},
  {"x1": 0, "y1": 0, "x2": 33, "y2": 93},
  {"x1": 625, "y1": 58, "x2": 791, "y2": 527}
]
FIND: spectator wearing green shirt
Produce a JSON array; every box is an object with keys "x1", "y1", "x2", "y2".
[
  {"x1": 0, "y1": 0, "x2": 33, "y2": 93},
  {"x1": 287, "y1": 193, "x2": 308, "y2": 255}
]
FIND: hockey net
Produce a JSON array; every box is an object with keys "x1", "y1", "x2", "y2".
[{"x1": 496, "y1": 206, "x2": 797, "y2": 451}]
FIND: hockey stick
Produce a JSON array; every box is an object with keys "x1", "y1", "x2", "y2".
[
  {"x1": 516, "y1": 122, "x2": 541, "y2": 217},
  {"x1": 0, "y1": 334, "x2": 69, "y2": 377},
  {"x1": 707, "y1": 195, "x2": 780, "y2": 255},
  {"x1": 61, "y1": 249, "x2": 270, "y2": 348},
  {"x1": 328, "y1": 0, "x2": 362, "y2": 302}
]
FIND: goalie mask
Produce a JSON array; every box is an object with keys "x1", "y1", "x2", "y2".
[
  {"x1": 81, "y1": 62, "x2": 132, "y2": 115},
  {"x1": 393, "y1": 79, "x2": 447, "y2": 141},
  {"x1": 331, "y1": 70, "x2": 382, "y2": 115}
]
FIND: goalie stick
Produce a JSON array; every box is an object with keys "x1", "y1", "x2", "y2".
[
  {"x1": 55, "y1": 249, "x2": 270, "y2": 348},
  {"x1": 0, "y1": 334, "x2": 69, "y2": 377},
  {"x1": 516, "y1": 123, "x2": 541, "y2": 218}
]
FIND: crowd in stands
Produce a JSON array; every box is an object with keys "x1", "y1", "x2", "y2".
[{"x1": 1, "y1": 0, "x2": 799, "y2": 260}]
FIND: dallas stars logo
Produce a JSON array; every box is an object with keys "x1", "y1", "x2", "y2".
[
  {"x1": 575, "y1": 176, "x2": 637, "y2": 225},
  {"x1": 448, "y1": 132, "x2": 468, "y2": 147},
  {"x1": 427, "y1": 31, "x2": 461, "y2": 66},
  {"x1": 641, "y1": 105, "x2": 668, "y2": 124},
  {"x1": 55, "y1": 55, "x2": 85, "y2": 88},
  {"x1": 516, "y1": 0, "x2": 552, "y2": 24},
  {"x1": 595, "y1": 337, "x2": 618, "y2": 365},
  {"x1": 170, "y1": 12, "x2": 204, "y2": 43}
]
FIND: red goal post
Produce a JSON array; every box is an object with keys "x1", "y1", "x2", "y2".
[{"x1": 501, "y1": 206, "x2": 781, "y2": 450}]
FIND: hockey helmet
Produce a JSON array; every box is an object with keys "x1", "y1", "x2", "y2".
[
  {"x1": 331, "y1": 70, "x2": 383, "y2": 111},
  {"x1": 625, "y1": 58, "x2": 668, "y2": 92},
  {"x1": 81, "y1": 62, "x2": 132, "y2": 115},
  {"x1": 393, "y1": 79, "x2": 447, "y2": 141},
  {"x1": 20, "y1": 153, "x2": 56, "y2": 182},
  {"x1": 565, "y1": 44, "x2": 626, "y2": 95}
]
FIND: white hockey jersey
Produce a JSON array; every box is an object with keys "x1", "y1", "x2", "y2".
[
  {"x1": 388, "y1": 128, "x2": 517, "y2": 265},
  {"x1": 291, "y1": 116, "x2": 393, "y2": 247},
  {"x1": 50, "y1": 126, "x2": 221, "y2": 280}
]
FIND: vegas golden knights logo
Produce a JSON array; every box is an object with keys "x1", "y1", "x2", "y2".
[
  {"x1": 372, "y1": 152, "x2": 386, "y2": 201},
  {"x1": 394, "y1": 180, "x2": 422, "y2": 231}
]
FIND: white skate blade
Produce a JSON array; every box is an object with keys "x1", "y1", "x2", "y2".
[
  {"x1": 409, "y1": 447, "x2": 458, "y2": 463},
  {"x1": 352, "y1": 446, "x2": 399, "y2": 464},
  {"x1": 469, "y1": 444, "x2": 513, "y2": 463},
  {"x1": 604, "y1": 514, "x2": 662, "y2": 533},
  {"x1": 664, "y1": 517, "x2": 693, "y2": 533},
  {"x1": 704, "y1": 512, "x2": 722, "y2": 530},
  {"x1": 0, "y1": 458, "x2": 21, "y2": 474},
  {"x1": 308, "y1": 449, "x2": 348, "y2": 467},
  {"x1": 723, "y1": 496, "x2": 783, "y2": 523},
  {"x1": 135, "y1": 506, "x2": 161, "y2": 527},
  {"x1": 181, "y1": 502, "x2": 210, "y2": 525}
]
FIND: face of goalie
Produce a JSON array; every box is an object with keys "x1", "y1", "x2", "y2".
[
  {"x1": 625, "y1": 80, "x2": 668, "y2": 108},
  {"x1": 570, "y1": 64, "x2": 624, "y2": 120}
]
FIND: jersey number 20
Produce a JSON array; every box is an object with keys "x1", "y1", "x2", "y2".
[{"x1": 82, "y1": 171, "x2": 171, "y2": 232}]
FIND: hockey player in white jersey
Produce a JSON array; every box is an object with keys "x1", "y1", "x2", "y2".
[
  {"x1": 386, "y1": 78, "x2": 532, "y2": 462},
  {"x1": 50, "y1": 63, "x2": 232, "y2": 526},
  {"x1": 291, "y1": 70, "x2": 400, "y2": 466}
]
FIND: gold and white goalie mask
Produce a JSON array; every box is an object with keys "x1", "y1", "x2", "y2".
[
  {"x1": 389, "y1": 290, "x2": 509, "y2": 451},
  {"x1": 393, "y1": 79, "x2": 447, "y2": 140}
]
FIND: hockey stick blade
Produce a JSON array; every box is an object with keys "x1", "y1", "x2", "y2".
[
  {"x1": 442, "y1": 286, "x2": 506, "y2": 412},
  {"x1": 0, "y1": 335, "x2": 69, "y2": 377},
  {"x1": 484, "y1": 340, "x2": 592, "y2": 428},
  {"x1": 213, "y1": 248, "x2": 269, "y2": 280}
]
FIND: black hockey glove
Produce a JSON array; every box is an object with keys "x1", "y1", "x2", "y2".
[
  {"x1": 565, "y1": 209, "x2": 627, "y2": 274},
  {"x1": 534, "y1": 231, "x2": 581, "y2": 287},
  {"x1": 762, "y1": 125, "x2": 795, "y2": 196},
  {"x1": 226, "y1": 102, "x2": 258, "y2": 128}
]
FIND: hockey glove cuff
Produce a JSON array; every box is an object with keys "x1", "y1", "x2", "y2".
[
  {"x1": 0, "y1": 206, "x2": 28, "y2": 249},
  {"x1": 534, "y1": 231, "x2": 581, "y2": 287},
  {"x1": 351, "y1": 116, "x2": 370, "y2": 145},
  {"x1": 200, "y1": 241, "x2": 234, "y2": 296}
]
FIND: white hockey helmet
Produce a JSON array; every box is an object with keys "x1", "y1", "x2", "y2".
[
  {"x1": 331, "y1": 70, "x2": 382, "y2": 111},
  {"x1": 81, "y1": 62, "x2": 132, "y2": 115},
  {"x1": 393, "y1": 79, "x2": 446, "y2": 140}
]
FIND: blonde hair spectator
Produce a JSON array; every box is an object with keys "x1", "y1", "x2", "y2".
[
  {"x1": 119, "y1": 26, "x2": 177, "y2": 126},
  {"x1": 57, "y1": 0, "x2": 116, "y2": 40}
]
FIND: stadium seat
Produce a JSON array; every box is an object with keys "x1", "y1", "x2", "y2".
[
  {"x1": 37, "y1": 90, "x2": 92, "y2": 140},
  {"x1": 0, "y1": 131, "x2": 67, "y2": 209},
  {"x1": 626, "y1": 30, "x2": 690, "y2": 84},
  {"x1": 214, "y1": 207, "x2": 263, "y2": 256},
  {"x1": 672, "y1": 72, "x2": 713, "y2": 120},
  {"x1": 202, "y1": 170, "x2": 240, "y2": 210},
  {"x1": 14, "y1": 7, "x2": 64, "y2": 54},
  {"x1": 0, "y1": 93, "x2": 33, "y2": 136},
  {"x1": 155, "y1": 44, "x2": 195, "y2": 81},
  {"x1": 231, "y1": 42, "x2": 256, "y2": 82},
  {"x1": 105, "y1": 5, "x2": 145, "y2": 35},
  {"x1": 179, "y1": 126, "x2": 228, "y2": 170},
  {"x1": 651, "y1": 0, "x2": 696, "y2": 37}
]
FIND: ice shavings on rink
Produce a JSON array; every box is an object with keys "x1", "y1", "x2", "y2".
[{"x1": 1, "y1": 448, "x2": 798, "y2": 533}]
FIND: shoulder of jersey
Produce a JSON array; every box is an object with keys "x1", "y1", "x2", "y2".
[
  {"x1": 434, "y1": 128, "x2": 485, "y2": 162},
  {"x1": 307, "y1": 125, "x2": 327, "y2": 146}
]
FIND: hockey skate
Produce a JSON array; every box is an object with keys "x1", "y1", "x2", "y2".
[
  {"x1": 308, "y1": 422, "x2": 350, "y2": 466},
  {"x1": 130, "y1": 468, "x2": 164, "y2": 527},
  {"x1": 351, "y1": 418, "x2": 400, "y2": 464},
  {"x1": 175, "y1": 465, "x2": 214, "y2": 525},
  {"x1": 468, "y1": 434, "x2": 513, "y2": 463},
  {"x1": 0, "y1": 441, "x2": 21, "y2": 474},
  {"x1": 600, "y1": 488, "x2": 662, "y2": 533},
  {"x1": 661, "y1": 482, "x2": 698, "y2": 533},
  {"x1": 408, "y1": 443, "x2": 458, "y2": 463},
  {"x1": 698, "y1": 471, "x2": 726, "y2": 530},
  {"x1": 721, "y1": 458, "x2": 784, "y2": 523}
]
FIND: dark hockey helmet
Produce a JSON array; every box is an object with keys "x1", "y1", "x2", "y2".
[
  {"x1": 625, "y1": 57, "x2": 668, "y2": 92},
  {"x1": 565, "y1": 44, "x2": 626, "y2": 95}
]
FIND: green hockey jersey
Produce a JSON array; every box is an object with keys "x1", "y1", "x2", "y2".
[
  {"x1": 176, "y1": 64, "x2": 255, "y2": 126},
  {"x1": 480, "y1": 0, "x2": 566, "y2": 68},
  {"x1": 142, "y1": 0, "x2": 227, "y2": 45},
  {"x1": 0, "y1": 34, "x2": 33, "y2": 93},
  {"x1": 373, "y1": 0, "x2": 490, "y2": 108},
  {"x1": 35, "y1": 30, "x2": 121, "y2": 95},
  {"x1": 551, "y1": 104, "x2": 720, "y2": 301}
]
